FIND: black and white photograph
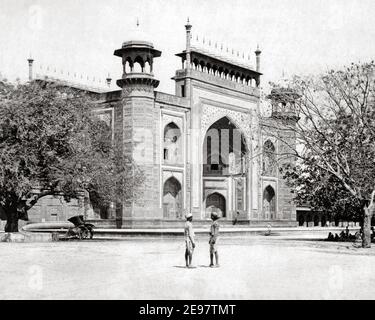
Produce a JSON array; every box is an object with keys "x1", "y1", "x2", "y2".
[{"x1": 0, "y1": 0, "x2": 375, "y2": 304}]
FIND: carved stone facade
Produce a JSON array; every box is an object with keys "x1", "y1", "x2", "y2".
[{"x1": 28, "y1": 23, "x2": 298, "y2": 228}]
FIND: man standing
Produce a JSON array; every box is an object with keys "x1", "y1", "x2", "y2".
[
  {"x1": 184, "y1": 213, "x2": 196, "y2": 268},
  {"x1": 209, "y1": 212, "x2": 220, "y2": 267}
]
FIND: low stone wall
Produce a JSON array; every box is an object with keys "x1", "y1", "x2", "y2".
[
  {"x1": 0, "y1": 231, "x2": 52, "y2": 242},
  {"x1": 22, "y1": 221, "x2": 73, "y2": 230}
]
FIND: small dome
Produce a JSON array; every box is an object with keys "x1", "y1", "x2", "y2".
[{"x1": 122, "y1": 23, "x2": 154, "y2": 48}]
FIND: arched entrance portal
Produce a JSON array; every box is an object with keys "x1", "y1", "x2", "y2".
[
  {"x1": 163, "y1": 177, "x2": 182, "y2": 219},
  {"x1": 206, "y1": 193, "x2": 226, "y2": 218},
  {"x1": 202, "y1": 116, "x2": 248, "y2": 219}
]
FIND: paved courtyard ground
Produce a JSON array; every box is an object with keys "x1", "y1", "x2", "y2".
[{"x1": 0, "y1": 235, "x2": 375, "y2": 299}]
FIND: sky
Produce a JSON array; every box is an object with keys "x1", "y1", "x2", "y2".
[{"x1": 0, "y1": 0, "x2": 374, "y2": 94}]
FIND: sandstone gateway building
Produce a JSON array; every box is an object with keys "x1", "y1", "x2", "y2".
[{"x1": 26, "y1": 22, "x2": 300, "y2": 228}]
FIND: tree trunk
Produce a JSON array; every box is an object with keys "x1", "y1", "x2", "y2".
[
  {"x1": 362, "y1": 206, "x2": 372, "y2": 248},
  {"x1": 4, "y1": 209, "x2": 19, "y2": 233}
]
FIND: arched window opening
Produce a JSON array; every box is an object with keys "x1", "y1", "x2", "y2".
[
  {"x1": 206, "y1": 63, "x2": 212, "y2": 74},
  {"x1": 133, "y1": 62, "x2": 142, "y2": 73},
  {"x1": 206, "y1": 192, "x2": 226, "y2": 218},
  {"x1": 163, "y1": 177, "x2": 182, "y2": 219},
  {"x1": 262, "y1": 140, "x2": 276, "y2": 176},
  {"x1": 314, "y1": 215, "x2": 320, "y2": 226},
  {"x1": 224, "y1": 69, "x2": 230, "y2": 79},
  {"x1": 321, "y1": 215, "x2": 327, "y2": 227},
  {"x1": 212, "y1": 66, "x2": 218, "y2": 76},
  {"x1": 133, "y1": 56, "x2": 144, "y2": 73},
  {"x1": 218, "y1": 67, "x2": 223, "y2": 78},
  {"x1": 263, "y1": 186, "x2": 276, "y2": 220},
  {"x1": 124, "y1": 59, "x2": 132, "y2": 74},
  {"x1": 193, "y1": 59, "x2": 199, "y2": 70},
  {"x1": 198, "y1": 61, "x2": 204, "y2": 72},
  {"x1": 298, "y1": 213, "x2": 305, "y2": 226},
  {"x1": 163, "y1": 122, "x2": 182, "y2": 165},
  {"x1": 144, "y1": 60, "x2": 151, "y2": 73}
]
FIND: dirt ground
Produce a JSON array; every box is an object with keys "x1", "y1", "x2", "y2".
[{"x1": 0, "y1": 236, "x2": 374, "y2": 300}]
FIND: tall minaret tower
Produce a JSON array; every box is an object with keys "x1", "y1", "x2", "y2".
[{"x1": 113, "y1": 22, "x2": 162, "y2": 228}]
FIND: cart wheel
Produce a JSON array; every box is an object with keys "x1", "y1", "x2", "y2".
[{"x1": 81, "y1": 229, "x2": 90, "y2": 239}]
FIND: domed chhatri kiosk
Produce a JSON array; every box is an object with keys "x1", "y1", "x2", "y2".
[
  {"x1": 114, "y1": 29, "x2": 161, "y2": 87},
  {"x1": 26, "y1": 21, "x2": 299, "y2": 229}
]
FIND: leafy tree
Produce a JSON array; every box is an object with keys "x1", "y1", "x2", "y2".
[
  {"x1": 282, "y1": 164, "x2": 363, "y2": 224},
  {"x1": 0, "y1": 80, "x2": 144, "y2": 232},
  {"x1": 267, "y1": 61, "x2": 375, "y2": 247}
]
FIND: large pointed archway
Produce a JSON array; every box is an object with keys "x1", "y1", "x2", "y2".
[
  {"x1": 203, "y1": 116, "x2": 248, "y2": 176},
  {"x1": 202, "y1": 116, "x2": 249, "y2": 219}
]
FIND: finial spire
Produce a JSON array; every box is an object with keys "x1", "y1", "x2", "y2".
[
  {"x1": 255, "y1": 44, "x2": 261, "y2": 72},
  {"x1": 255, "y1": 44, "x2": 261, "y2": 54},
  {"x1": 185, "y1": 17, "x2": 192, "y2": 29},
  {"x1": 27, "y1": 54, "x2": 34, "y2": 80},
  {"x1": 184, "y1": 17, "x2": 192, "y2": 70}
]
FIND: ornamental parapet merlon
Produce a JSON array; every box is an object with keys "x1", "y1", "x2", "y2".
[
  {"x1": 174, "y1": 68, "x2": 260, "y2": 97},
  {"x1": 176, "y1": 49, "x2": 261, "y2": 85}
]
